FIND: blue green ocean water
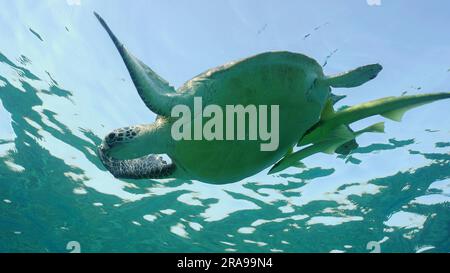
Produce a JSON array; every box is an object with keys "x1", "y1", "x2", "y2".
[{"x1": 1, "y1": 0, "x2": 450, "y2": 253}]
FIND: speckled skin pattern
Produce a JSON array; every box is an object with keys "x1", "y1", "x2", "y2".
[
  {"x1": 104, "y1": 126, "x2": 140, "y2": 147},
  {"x1": 98, "y1": 146, "x2": 175, "y2": 179}
]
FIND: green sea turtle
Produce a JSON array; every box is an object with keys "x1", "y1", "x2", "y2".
[{"x1": 94, "y1": 12, "x2": 450, "y2": 184}]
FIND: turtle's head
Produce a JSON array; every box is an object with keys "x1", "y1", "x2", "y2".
[
  {"x1": 97, "y1": 122, "x2": 176, "y2": 180},
  {"x1": 100, "y1": 125, "x2": 145, "y2": 160},
  {"x1": 99, "y1": 123, "x2": 168, "y2": 160}
]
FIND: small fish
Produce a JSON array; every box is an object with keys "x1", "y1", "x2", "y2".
[
  {"x1": 323, "y1": 49, "x2": 338, "y2": 67},
  {"x1": 17, "y1": 55, "x2": 31, "y2": 65},
  {"x1": 45, "y1": 71, "x2": 59, "y2": 86},
  {"x1": 314, "y1": 22, "x2": 330, "y2": 31},
  {"x1": 257, "y1": 23, "x2": 267, "y2": 35},
  {"x1": 29, "y1": 28, "x2": 43, "y2": 41},
  {"x1": 303, "y1": 22, "x2": 329, "y2": 40}
]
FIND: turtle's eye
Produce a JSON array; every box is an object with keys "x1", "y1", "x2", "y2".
[
  {"x1": 310, "y1": 79, "x2": 318, "y2": 90},
  {"x1": 305, "y1": 78, "x2": 318, "y2": 97}
]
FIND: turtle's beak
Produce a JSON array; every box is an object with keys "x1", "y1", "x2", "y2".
[{"x1": 100, "y1": 136, "x2": 140, "y2": 160}]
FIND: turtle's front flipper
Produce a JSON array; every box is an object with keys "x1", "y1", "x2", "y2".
[
  {"x1": 94, "y1": 12, "x2": 186, "y2": 117},
  {"x1": 324, "y1": 64, "x2": 382, "y2": 88},
  {"x1": 98, "y1": 147, "x2": 176, "y2": 179}
]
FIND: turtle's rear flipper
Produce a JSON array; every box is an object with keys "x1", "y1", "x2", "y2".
[{"x1": 324, "y1": 64, "x2": 382, "y2": 88}]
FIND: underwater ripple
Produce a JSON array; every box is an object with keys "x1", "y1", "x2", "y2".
[{"x1": 1, "y1": 49, "x2": 449, "y2": 253}]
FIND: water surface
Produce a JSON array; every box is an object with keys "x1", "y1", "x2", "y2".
[{"x1": 0, "y1": 0, "x2": 449, "y2": 253}]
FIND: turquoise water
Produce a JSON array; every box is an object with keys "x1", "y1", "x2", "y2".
[{"x1": 1, "y1": 1, "x2": 450, "y2": 253}]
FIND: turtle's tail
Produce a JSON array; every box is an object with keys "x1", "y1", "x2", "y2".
[{"x1": 98, "y1": 144, "x2": 176, "y2": 179}]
